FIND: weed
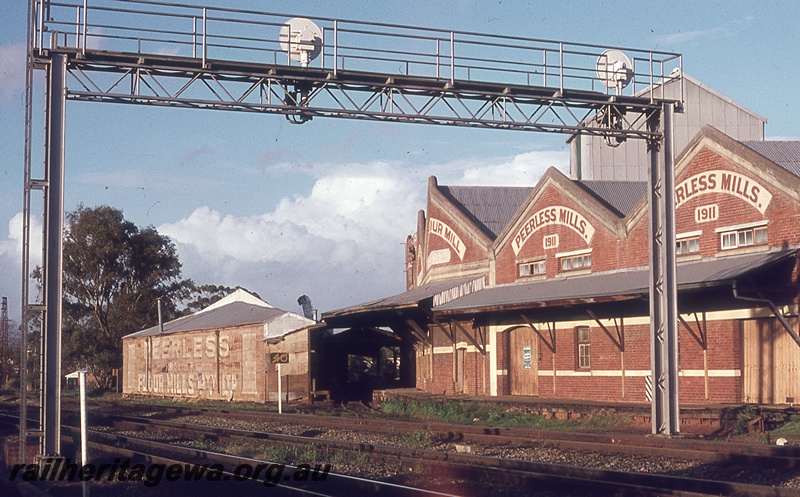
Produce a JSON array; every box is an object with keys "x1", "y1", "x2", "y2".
[
  {"x1": 732, "y1": 406, "x2": 760, "y2": 435},
  {"x1": 379, "y1": 398, "x2": 628, "y2": 432},
  {"x1": 770, "y1": 419, "x2": 800, "y2": 438}
]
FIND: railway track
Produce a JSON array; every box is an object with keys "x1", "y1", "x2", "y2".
[
  {"x1": 92, "y1": 411, "x2": 800, "y2": 496},
  {"x1": 3, "y1": 399, "x2": 800, "y2": 496},
  {"x1": 61, "y1": 398, "x2": 800, "y2": 470}
]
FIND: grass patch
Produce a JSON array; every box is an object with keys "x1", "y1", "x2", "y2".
[
  {"x1": 380, "y1": 399, "x2": 630, "y2": 431},
  {"x1": 384, "y1": 428, "x2": 434, "y2": 449},
  {"x1": 768, "y1": 415, "x2": 800, "y2": 438},
  {"x1": 109, "y1": 394, "x2": 277, "y2": 412},
  {"x1": 227, "y1": 442, "x2": 371, "y2": 468}
]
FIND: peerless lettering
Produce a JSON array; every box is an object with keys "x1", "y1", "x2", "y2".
[
  {"x1": 675, "y1": 170, "x2": 772, "y2": 214},
  {"x1": 512, "y1": 206, "x2": 595, "y2": 255}
]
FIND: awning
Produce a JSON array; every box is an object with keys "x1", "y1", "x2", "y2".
[
  {"x1": 322, "y1": 275, "x2": 485, "y2": 329},
  {"x1": 434, "y1": 249, "x2": 798, "y2": 317}
]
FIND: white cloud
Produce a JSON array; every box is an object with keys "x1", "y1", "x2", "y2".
[
  {"x1": 654, "y1": 16, "x2": 754, "y2": 47},
  {"x1": 159, "y1": 161, "x2": 423, "y2": 312},
  {"x1": 158, "y1": 150, "x2": 565, "y2": 313},
  {"x1": 656, "y1": 29, "x2": 720, "y2": 45},
  {"x1": 0, "y1": 43, "x2": 26, "y2": 103},
  {"x1": 0, "y1": 212, "x2": 43, "y2": 324},
  {"x1": 449, "y1": 150, "x2": 568, "y2": 186}
]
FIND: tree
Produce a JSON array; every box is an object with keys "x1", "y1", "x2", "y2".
[{"x1": 62, "y1": 205, "x2": 187, "y2": 389}]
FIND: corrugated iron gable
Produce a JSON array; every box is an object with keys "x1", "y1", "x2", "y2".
[
  {"x1": 438, "y1": 185, "x2": 533, "y2": 239},
  {"x1": 742, "y1": 141, "x2": 800, "y2": 177},
  {"x1": 575, "y1": 180, "x2": 647, "y2": 217},
  {"x1": 126, "y1": 302, "x2": 291, "y2": 338}
]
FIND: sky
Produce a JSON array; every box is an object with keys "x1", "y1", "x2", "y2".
[{"x1": 1, "y1": 1, "x2": 799, "y2": 326}]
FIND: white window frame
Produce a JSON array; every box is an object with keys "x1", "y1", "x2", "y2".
[
  {"x1": 718, "y1": 224, "x2": 768, "y2": 251},
  {"x1": 519, "y1": 259, "x2": 546, "y2": 277},
  {"x1": 560, "y1": 253, "x2": 591, "y2": 272},
  {"x1": 676, "y1": 236, "x2": 700, "y2": 255}
]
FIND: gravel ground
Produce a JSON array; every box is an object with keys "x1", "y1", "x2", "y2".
[{"x1": 148, "y1": 413, "x2": 800, "y2": 489}]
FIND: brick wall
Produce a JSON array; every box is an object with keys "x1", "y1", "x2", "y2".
[
  {"x1": 411, "y1": 130, "x2": 800, "y2": 404},
  {"x1": 492, "y1": 316, "x2": 746, "y2": 404},
  {"x1": 123, "y1": 327, "x2": 311, "y2": 403}
]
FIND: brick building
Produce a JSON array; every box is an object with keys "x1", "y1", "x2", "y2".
[
  {"x1": 324, "y1": 125, "x2": 800, "y2": 405},
  {"x1": 122, "y1": 289, "x2": 321, "y2": 402}
]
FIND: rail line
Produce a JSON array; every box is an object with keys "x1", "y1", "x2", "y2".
[
  {"x1": 1, "y1": 413, "x2": 451, "y2": 497},
  {"x1": 3, "y1": 398, "x2": 800, "y2": 496},
  {"x1": 58, "y1": 398, "x2": 800, "y2": 470},
  {"x1": 66, "y1": 413, "x2": 800, "y2": 496},
  {"x1": 4, "y1": 404, "x2": 799, "y2": 497}
]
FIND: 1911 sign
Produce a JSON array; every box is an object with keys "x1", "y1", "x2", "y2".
[{"x1": 269, "y1": 353, "x2": 289, "y2": 364}]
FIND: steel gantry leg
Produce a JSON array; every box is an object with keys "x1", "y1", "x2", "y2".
[
  {"x1": 41, "y1": 53, "x2": 67, "y2": 456},
  {"x1": 647, "y1": 102, "x2": 680, "y2": 436}
]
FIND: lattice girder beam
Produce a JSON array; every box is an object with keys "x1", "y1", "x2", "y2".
[{"x1": 40, "y1": 49, "x2": 664, "y2": 139}]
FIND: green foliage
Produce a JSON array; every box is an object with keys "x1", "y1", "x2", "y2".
[
  {"x1": 732, "y1": 406, "x2": 759, "y2": 435},
  {"x1": 771, "y1": 417, "x2": 800, "y2": 438},
  {"x1": 380, "y1": 398, "x2": 630, "y2": 431},
  {"x1": 61, "y1": 205, "x2": 188, "y2": 389},
  {"x1": 28, "y1": 205, "x2": 256, "y2": 391}
]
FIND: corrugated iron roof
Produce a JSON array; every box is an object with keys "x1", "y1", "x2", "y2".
[
  {"x1": 438, "y1": 185, "x2": 533, "y2": 239},
  {"x1": 576, "y1": 181, "x2": 647, "y2": 216},
  {"x1": 434, "y1": 250, "x2": 797, "y2": 313},
  {"x1": 742, "y1": 141, "x2": 800, "y2": 177},
  {"x1": 125, "y1": 301, "x2": 297, "y2": 338},
  {"x1": 323, "y1": 275, "x2": 485, "y2": 320}
]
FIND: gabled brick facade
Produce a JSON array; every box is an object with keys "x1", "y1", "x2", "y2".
[{"x1": 407, "y1": 126, "x2": 800, "y2": 404}]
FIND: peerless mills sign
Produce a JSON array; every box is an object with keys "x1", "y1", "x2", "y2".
[
  {"x1": 675, "y1": 170, "x2": 772, "y2": 214},
  {"x1": 512, "y1": 206, "x2": 595, "y2": 256}
]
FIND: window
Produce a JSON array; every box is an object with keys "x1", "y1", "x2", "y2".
[
  {"x1": 519, "y1": 260, "x2": 546, "y2": 277},
  {"x1": 720, "y1": 226, "x2": 767, "y2": 250},
  {"x1": 754, "y1": 227, "x2": 768, "y2": 244},
  {"x1": 721, "y1": 231, "x2": 737, "y2": 250},
  {"x1": 560, "y1": 253, "x2": 591, "y2": 272},
  {"x1": 676, "y1": 236, "x2": 700, "y2": 255},
  {"x1": 576, "y1": 326, "x2": 590, "y2": 369}
]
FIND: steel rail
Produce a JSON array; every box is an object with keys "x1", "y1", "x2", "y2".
[
  {"x1": 73, "y1": 412, "x2": 800, "y2": 497},
  {"x1": 0, "y1": 413, "x2": 453, "y2": 497},
  {"x1": 5, "y1": 399, "x2": 795, "y2": 464},
  {"x1": 54, "y1": 399, "x2": 800, "y2": 465},
  {"x1": 4, "y1": 406, "x2": 798, "y2": 496}
]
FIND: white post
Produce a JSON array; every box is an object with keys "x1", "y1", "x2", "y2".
[
  {"x1": 66, "y1": 368, "x2": 90, "y2": 497},
  {"x1": 277, "y1": 363, "x2": 282, "y2": 414},
  {"x1": 79, "y1": 370, "x2": 89, "y2": 497}
]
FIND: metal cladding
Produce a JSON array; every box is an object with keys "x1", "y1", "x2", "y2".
[
  {"x1": 127, "y1": 302, "x2": 287, "y2": 338},
  {"x1": 575, "y1": 181, "x2": 648, "y2": 217},
  {"x1": 742, "y1": 141, "x2": 800, "y2": 176},
  {"x1": 438, "y1": 186, "x2": 533, "y2": 239}
]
